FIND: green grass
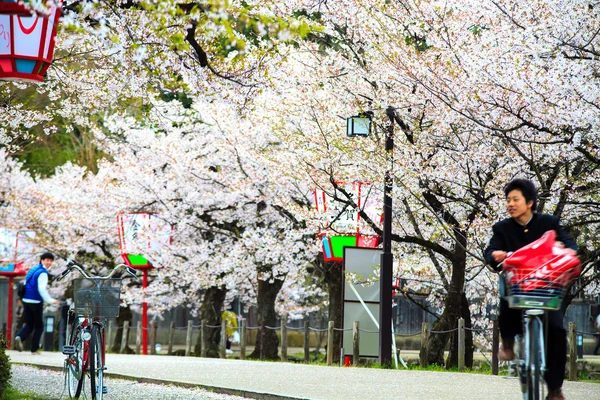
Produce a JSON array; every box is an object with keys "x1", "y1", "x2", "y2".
[{"x1": 3, "y1": 387, "x2": 53, "y2": 400}]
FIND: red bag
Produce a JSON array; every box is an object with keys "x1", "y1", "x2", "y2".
[{"x1": 503, "y1": 230, "x2": 581, "y2": 291}]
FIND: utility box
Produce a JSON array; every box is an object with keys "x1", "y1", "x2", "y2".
[
  {"x1": 577, "y1": 334, "x2": 584, "y2": 359},
  {"x1": 43, "y1": 315, "x2": 55, "y2": 351}
]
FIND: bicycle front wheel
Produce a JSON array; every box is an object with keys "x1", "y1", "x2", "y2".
[
  {"x1": 90, "y1": 324, "x2": 104, "y2": 400},
  {"x1": 66, "y1": 327, "x2": 84, "y2": 398},
  {"x1": 527, "y1": 319, "x2": 543, "y2": 400}
]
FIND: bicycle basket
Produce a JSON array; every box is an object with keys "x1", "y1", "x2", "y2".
[
  {"x1": 73, "y1": 278, "x2": 122, "y2": 318},
  {"x1": 503, "y1": 230, "x2": 581, "y2": 310}
]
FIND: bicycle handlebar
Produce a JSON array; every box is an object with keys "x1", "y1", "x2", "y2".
[{"x1": 58, "y1": 260, "x2": 139, "y2": 281}]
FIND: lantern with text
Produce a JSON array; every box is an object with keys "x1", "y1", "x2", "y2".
[
  {"x1": 315, "y1": 182, "x2": 383, "y2": 262},
  {"x1": 0, "y1": 1, "x2": 61, "y2": 82},
  {"x1": 116, "y1": 212, "x2": 171, "y2": 356},
  {"x1": 117, "y1": 212, "x2": 172, "y2": 269}
]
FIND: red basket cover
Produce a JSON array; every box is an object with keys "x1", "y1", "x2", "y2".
[{"x1": 503, "y1": 230, "x2": 581, "y2": 291}]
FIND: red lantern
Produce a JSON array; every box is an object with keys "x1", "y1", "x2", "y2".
[{"x1": 0, "y1": 1, "x2": 61, "y2": 82}]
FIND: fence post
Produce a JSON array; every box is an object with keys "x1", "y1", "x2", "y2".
[
  {"x1": 281, "y1": 323, "x2": 288, "y2": 362},
  {"x1": 120, "y1": 321, "x2": 130, "y2": 354},
  {"x1": 220, "y1": 320, "x2": 227, "y2": 359},
  {"x1": 135, "y1": 321, "x2": 141, "y2": 354},
  {"x1": 240, "y1": 319, "x2": 246, "y2": 360},
  {"x1": 185, "y1": 320, "x2": 193, "y2": 356},
  {"x1": 168, "y1": 321, "x2": 175, "y2": 355},
  {"x1": 492, "y1": 319, "x2": 499, "y2": 375},
  {"x1": 107, "y1": 320, "x2": 114, "y2": 352},
  {"x1": 420, "y1": 322, "x2": 429, "y2": 368},
  {"x1": 150, "y1": 321, "x2": 157, "y2": 355},
  {"x1": 304, "y1": 320, "x2": 310, "y2": 363},
  {"x1": 458, "y1": 318, "x2": 465, "y2": 372},
  {"x1": 200, "y1": 319, "x2": 206, "y2": 357},
  {"x1": 326, "y1": 321, "x2": 334, "y2": 366},
  {"x1": 569, "y1": 322, "x2": 577, "y2": 381},
  {"x1": 353, "y1": 321, "x2": 360, "y2": 367}
]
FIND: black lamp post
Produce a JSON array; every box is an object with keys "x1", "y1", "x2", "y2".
[{"x1": 346, "y1": 107, "x2": 395, "y2": 366}]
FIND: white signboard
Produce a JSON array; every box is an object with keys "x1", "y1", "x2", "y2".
[{"x1": 118, "y1": 213, "x2": 171, "y2": 257}]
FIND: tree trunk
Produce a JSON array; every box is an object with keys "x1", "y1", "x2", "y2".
[
  {"x1": 110, "y1": 306, "x2": 133, "y2": 353},
  {"x1": 195, "y1": 286, "x2": 226, "y2": 357},
  {"x1": 249, "y1": 277, "x2": 284, "y2": 360},
  {"x1": 324, "y1": 260, "x2": 343, "y2": 364},
  {"x1": 425, "y1": 252, "x2": 473, "y2": 368}
]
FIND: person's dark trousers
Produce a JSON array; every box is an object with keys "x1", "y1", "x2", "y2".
[
  {"x1": 16, "y1": 302, "x2": 44, "y2": 352},
  {"x1": 499, "y1": 298, "x2": 566, "y2": 390},
  {"x1": 593, "y1": 334, "x2": 600, "y2": 355}
]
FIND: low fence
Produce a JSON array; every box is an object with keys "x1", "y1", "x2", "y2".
[{"x1": 99, "y1": 318, "x2": 598, "y2": 382}]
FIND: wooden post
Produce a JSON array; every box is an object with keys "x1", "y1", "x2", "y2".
[
  {"x1": 185, "y1": 320, "x2": 193, "y2": 356},
  {"x1": 420, "y1": 322, "x2": 429, "y2": 368},
  {"x1": 304, "y1": 320, "x2": 310, "y2": 363},
  {"x1": 353, "y1": 321, "x2": 360, "y2": 367},
  {"x1": 240, "y1": 319, "x2": 246, "y2": 360},
  {"x1": 135, "y1": 321, "x2": 142, "y2": 355},
  {"x1": 107, "y1": 320, "x2": 114, "y2": 352},
  {"x1": 200, "y1": 319, "x2": 206, "y2": 357},
  {"x1": 281, "y1": 323, "x2": 288, "y2": 362},
  {"x1": 120, "y1": 321, "x2": 129, "y2": 354},
  {"x1": 492, "y1": 319, "x2": 499, "y2": 375},
  {"x1": 220, "y1": 320, "x2": 227, "y2": 359},
  {"x1": 327, "y1": 321, "x2": 334, "y2": 366},
  {"x1": 458, "y1": 318, "x2": 465, "y2": 372},
  {"x1": 168, "y1": 321, "x2": 175, "y2": 355},
  {"x1": 569, "y1": 322, "x2": 577, "y2": 381},
  {"x1": 150, "y1": 321, "x2": 158, "y2": 355}
]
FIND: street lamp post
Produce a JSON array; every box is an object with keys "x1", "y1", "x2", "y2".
[
  {"x1": 378, "y1": 106, "x2": 395, "y2": 366},
  {"x1": 346, "y1": 107, "x2": 395, "y2": 366}
]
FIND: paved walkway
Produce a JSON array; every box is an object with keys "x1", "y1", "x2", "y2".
[{"x1": 7, "y1": 350, "x2": 600, "y2": 400}]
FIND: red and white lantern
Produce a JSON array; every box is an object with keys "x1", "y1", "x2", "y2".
[{"x1": 0, "y1": 1, "x2": 61, "y2": 82}]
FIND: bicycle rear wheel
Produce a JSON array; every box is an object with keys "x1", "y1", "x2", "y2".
[
  {"x1": 527, "y1": 319, "x2": 542, "y2": 400},
  {"x1": 90, "y1": 323, "x2": 104, "y2": 400},
  {"x1": 66, "y1": 326, "x2": 84, "y2": 398}
]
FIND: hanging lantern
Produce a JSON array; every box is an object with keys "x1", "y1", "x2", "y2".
[
  {"x1": 0, "y1": 1, "x2": 61, "y2": 82},
  {"x1": 117, "y1": 212, "x2": 172, "y2": 270}
]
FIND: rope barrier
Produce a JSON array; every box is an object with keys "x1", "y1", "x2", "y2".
[
  {"x1": 204, "y1": 324, "x2": 221, "y2": 328},
  {"x1": 575, "y1": 330, "x2": 599, "y2": 336},
  {"x1": 358, "y1": 328, "x2": 378, "y2": 333},
  {"x1": 465, "y1": 327, "x2": 493, "y2": 332},
  {"x1": 308, "y1": 327, "x2": 328, "y2": 332},
  {"x1": 429, "y1": 328, "x2": 459, "y2": 334},
  {"x1": 285, "y1": 326, "x2": 304, "y2": 331},
  {"x1": 394, "y1": 332, "x2": 421, "y2": 337},
  {"x1": 332, "y1": 327, "x2": 353, "y2": 332},
  {"x1": 264, "y1": 325, "x2": 280, "y2": 330}
]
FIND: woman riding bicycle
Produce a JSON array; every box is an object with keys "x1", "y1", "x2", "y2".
[{"x1": 484, "y1": 179, "x2": 577, "y2": 400}]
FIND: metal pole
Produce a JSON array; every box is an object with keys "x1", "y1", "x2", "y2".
[
  {"x1": 142, "y1": 269, "x2": 148, "y2": 355},
  {"x1": 7, "y1": 276, "x2": 13, "y2": 348},
  {"x1": 379, "y1": 106, "x2": 395, "y2": 366}
]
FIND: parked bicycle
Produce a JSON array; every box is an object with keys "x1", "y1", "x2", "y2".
[
  {"x1": 58, "y1": 260, "x2": 138, "y2": 400},
  {"x1": 500, "y1": 231, "x2": 581, "y2": 400}
]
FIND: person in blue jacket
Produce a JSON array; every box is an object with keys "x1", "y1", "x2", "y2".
[{"x1": 14, "y1": 252, "x2": 60, "y2": 354}]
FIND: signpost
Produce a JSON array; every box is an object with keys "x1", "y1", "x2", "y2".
[
  {"x1": 117, "y1": 212, "x2": 171, "y2": 355},
  {"x1": 0, "y1": 228, "x2": 36, "y2": 348}
]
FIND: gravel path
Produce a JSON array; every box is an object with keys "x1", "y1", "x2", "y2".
[{"x1": 10, "y1": 365, "x2": 253, "y2": 400}]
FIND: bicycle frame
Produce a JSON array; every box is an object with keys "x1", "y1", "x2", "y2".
[{"x1": 515, "y1": 309, "x2": 547, "y2": 400}]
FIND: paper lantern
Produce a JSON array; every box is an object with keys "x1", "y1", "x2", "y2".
[
  {"x1": 117, "y1": 212, "x2": 172, "y2": 270},
  {"x1": 0, "y1": 2, "x2": 61, "y2": 82}
]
